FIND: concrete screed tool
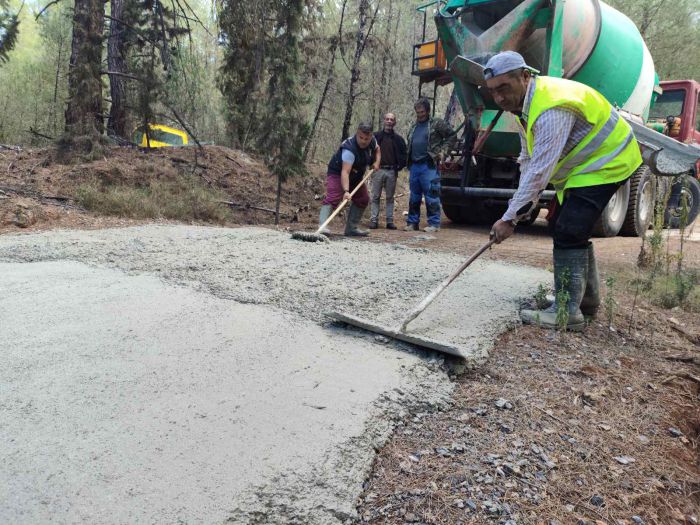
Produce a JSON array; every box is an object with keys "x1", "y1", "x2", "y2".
[
  {"x1": 326, "y1": 239, "x2": 495, "y2": 359},
  {"x1": 291, "y1": 169, "x2": 375, "y2": 243}
]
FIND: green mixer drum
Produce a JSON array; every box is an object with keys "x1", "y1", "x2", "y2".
[{"x1": 571, "y1": 1, "x2": 655, "y2": 120}]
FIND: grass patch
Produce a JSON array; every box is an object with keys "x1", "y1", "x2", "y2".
[
  {"x1": 643, "y1": 269, "x2": 700, "y2": 312},
  {"x1": 630, "y1": 184, "x2": 699, "y2": 313},
  {"x1": 76, "y1": 176, "x2": 232, "y2": 224}
]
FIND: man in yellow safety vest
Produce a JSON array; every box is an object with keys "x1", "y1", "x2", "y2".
[{"x1": 485, "y1": 51, "x2": 642, "y2": 331}]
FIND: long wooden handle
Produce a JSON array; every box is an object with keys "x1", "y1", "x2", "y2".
[
  {"x1": 399, "y1": 239, "x2": 495, "y2": 332},
  {"x1": 315, "y1": 169, "x2": 375, "y2": 234}
]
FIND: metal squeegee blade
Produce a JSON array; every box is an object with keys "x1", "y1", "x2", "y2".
[{"x1": 326, "y1": 311, "x2": 467, "y2": 359}]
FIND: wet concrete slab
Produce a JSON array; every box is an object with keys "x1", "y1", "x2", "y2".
[
  {"x1": 0, "y1": 225, "x2": 550, "y2": 524},
  {"x1": 0, "y1": 261, "x2": 452, "y2": 524}
]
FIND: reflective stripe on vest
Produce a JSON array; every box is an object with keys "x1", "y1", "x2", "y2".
[
  {"x1": 525, "y1": 77, "x2": 641, "y2": 201},
  {"x1": 557, "y1": 110, "x2": 620, "y2": 175}
]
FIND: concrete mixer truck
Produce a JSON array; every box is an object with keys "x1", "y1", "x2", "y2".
[{"x1": 412, "y1": 0, "x2": 700, "y2": 236}]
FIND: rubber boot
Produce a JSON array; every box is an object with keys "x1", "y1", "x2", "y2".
[
  {"x1": 318, "y1": 204, "x2": 333, "y2": 234},
  {"x1": 541, "y1": 245, "x2": 600, "y2": 317},
  {"x1": 580, "y1": 244, "x2": 600, "y2": 317},
  {"x1": 345, "y1": 204, "x2": 369, "y2": 237},
  {"x1": 521, "y1": 248, "x2": 588, "y2": 331}
]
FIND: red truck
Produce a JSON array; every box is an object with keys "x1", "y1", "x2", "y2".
[{"x1": 645, "y1": 79, "x2": 700, "y2": 227}]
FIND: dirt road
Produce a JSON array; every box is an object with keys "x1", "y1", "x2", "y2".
[{"x1": 365, "y1": 214, "x2": 699, "y2": 270}]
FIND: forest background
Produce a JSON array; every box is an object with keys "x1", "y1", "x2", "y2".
[{"x1": 0, "y1": 0, "x2": 698, "y2": 167}]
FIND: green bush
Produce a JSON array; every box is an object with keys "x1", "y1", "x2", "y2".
[{"x1": 648, "y1": 269, "x2": 700, "y2": 312}]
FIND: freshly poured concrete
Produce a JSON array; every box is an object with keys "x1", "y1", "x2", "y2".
[{"x1": 0, "y1": 225, "x2": 549, "y2": 524}]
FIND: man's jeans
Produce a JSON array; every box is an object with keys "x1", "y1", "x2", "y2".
[
  {"x1": 369, "y1": 168, "x2": 398, "y2": 223},
  {"x1": 407, "y1": 162, "x2": 441, "y2": 227},
  {"x1": 549, "y1": 180, "x2": 627, "y2": 249}
]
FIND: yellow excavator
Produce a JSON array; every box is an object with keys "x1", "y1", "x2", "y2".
[{"x1": 132, "y1": 123, "x2": 189, "y2": 148}]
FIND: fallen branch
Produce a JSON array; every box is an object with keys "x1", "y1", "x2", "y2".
[
  {"x1": 532, "y1": 404, "x2": 570, "y2": 427},
  {"x1": 680, "y1": 373, "x2": 700, "y2": 385},
  {"x1": 661, "y1": 373, "x2": 700, "y2": 386},
  {"x1": 26, "y1": 127, "x2": 54, "y2": 141},
  {"x1": 163, "y1": 102, "x2": 203, "y2": 151},
  {"x1": 220, "y1": 200, "x2": 279, "y2": 214},
  {"x1": 664, "y1": 355, "x2": 699, "y2": 365},
  {"x1": 670, "y1": 324, "x2": 700, "y2": 345},
  {"x1": 0, "y1": 184, "x2": 75, "y2": 207},
  {"x1": 224, "y1": 154, "x2": 244, "y2": 169},
  {"x1": 219, "y1": 200, "x2": 298, "y2": 222}
]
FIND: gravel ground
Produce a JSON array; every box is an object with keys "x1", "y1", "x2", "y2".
[{"x1": 0, "y1": 225, "x2": 550, "y2": 524}]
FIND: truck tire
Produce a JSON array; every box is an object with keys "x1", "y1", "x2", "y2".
[
  {"x1": 443, "y1": 202, "x2": 489, "y2": 224},
  {"x1": 664, "y1": 176, "x2": 700, "y2": 229},
  {"x1": 620, "y1": 165, "x2": 655, "y2": 236},
  {"x1": 591, "y1": 179, "x2": 630, "y2": 237}
]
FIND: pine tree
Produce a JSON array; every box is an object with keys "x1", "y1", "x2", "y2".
[
  {"x1": 61, "y1": 0, "x2": 106, "y2": 157},
  {"x1": 116, "y1": 0, "x2": 191, "y2": 144},
  {"x1": 106, "y1": 0, "x2": 128, "y2": 138},
  {"x1": 217, "y1": 0, "x2": 269, "y2": 149},
  {"x1": 0, "y1": 0, "x2": 20, "y2": 63},
  {"x1": 257, "y1": 0, "x2": 309, "y2": 224}
]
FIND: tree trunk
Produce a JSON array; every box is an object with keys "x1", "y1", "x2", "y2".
[
  {"x1": 304, "y1": 0, "x2": 348, "y2": 160},
  {"x1": 275, "y1": 175, "x2": 282, "y2": 225},
  {"x1": 51, "y1": 35, "x2": 65, "y2": 136},
  {"x1": 377, "y1": 0, "x2": 393, "y2": 124},
  {"x1": 340, "y1": 0, "x2": 369, "y2": 141},
  {"x1": 63, "y1": 0, "x2": 105, "y2": 151},
  {"x1": 303, "y1": 39, "x2": 337, "y2": 161},
  {"x1": 107, "y1": 0, "x2": 128, "y2": 139},
  {"x1": 383, "y1": 3, "x2": 402, "y2": 115}
]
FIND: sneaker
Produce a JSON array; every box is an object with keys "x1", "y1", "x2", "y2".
[
  {"x1": 368, "y1": 221, "x2": 378, "y2": 229},
  {"x1": 403, "y1": 224, "x2": 419, "y2": 231},
  {"x1": 423, "y1": 225, "x2": 440, "y2": 233},
  {"x1": 386, "y1": 222, "x2": 397, "y2": 230}
]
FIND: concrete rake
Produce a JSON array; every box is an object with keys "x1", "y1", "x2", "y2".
[
  {"x1": 291, "y1": 169, "x2": 375, "y2": 243},
  {"x1": 326, "y1": 238, "x2": 495, "y2": 358}
]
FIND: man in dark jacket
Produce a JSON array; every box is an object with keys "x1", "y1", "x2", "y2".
[
  {"x1": 369, "y1": 113, "x2": 407, "y2": 230},
  {"x1": 405, "y1": 98, "x2": 456, "y2": 233},
  {"x1": 320, "y1": 122, "x2": 381, "y2": 236}
]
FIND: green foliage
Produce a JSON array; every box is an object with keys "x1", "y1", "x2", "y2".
[
  {"x1": 534, "y1": 283, "x2": 550, "y2": 310},
  {"x1": 648, "y1": 270, "x2": 700, "y2": 311},
  {"x1": 164, "y1": 23, "x2": 227, "y2": 145},
  {"x1": 0, "y1": 3, "x2": 71, "y2": 144},
  {"x1": 76, "y1": 175, "x2": 232, "y2": 223},
  {"x1": 0, "y1": 10, "x2": 20, "y2": 63},
  {"x1": 257, "y1": 0, "x2": 309, "y2": 183},
  {"x1": 555, "y1": 267, "x2": 570, "y2": 331},
  {"x1": 606, "y1": 0, "x2": 700, "y2": 80},
  {"x1": 218, "y1": 0, "x2": 311, "y2": 222},
  {"x1": 635, "y1": 175, "x2": 698, "y2": 312},
  {"x1": 604, "y1": 275, "x2": 616, "y2": 329},
  {"x1": 121, "y1": 0, "x2": 192, "y2": 141},
  {"x1": 217, "y1": 1, "x2": 268, "y2": 149},
  {"x1": 0, "y1": 0, "x2": 694, "y2": 160}
]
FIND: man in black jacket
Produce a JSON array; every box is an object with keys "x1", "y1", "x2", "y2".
[
  {"x1": 369, "y1": 113, "x2": 407, "y2": 230},
  {"x1": 320, "y1": 122, "x2": 381, "y2": 236}
]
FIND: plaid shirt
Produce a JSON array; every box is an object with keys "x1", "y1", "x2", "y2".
[
  {"x1": 406, "y1": 117, "x2": 457, "y2": 167},
  {"x1": 502, "y1": 78, "x2": 593, "y2": 222}
]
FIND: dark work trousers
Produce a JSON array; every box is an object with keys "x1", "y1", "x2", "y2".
[{"x1": 548, "y1": 179, "x2": 628, "y2": 249}]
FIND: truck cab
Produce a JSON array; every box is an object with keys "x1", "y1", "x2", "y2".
[
  {"x1": 648, "y1": 80, "x2": 700, "y2": 147},
  {"x1": 646, "y1": 80, "x2": 700, "y2": 227}
]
